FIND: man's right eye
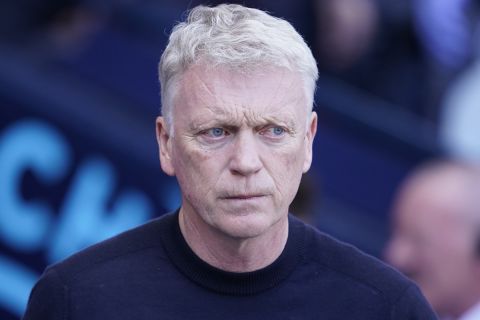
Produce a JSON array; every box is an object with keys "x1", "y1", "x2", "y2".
[{"x1": 203, "y1": 128, "x2": 229, "y2": 138}]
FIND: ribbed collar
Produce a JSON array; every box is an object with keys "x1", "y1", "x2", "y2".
[{"x1": 159, "y1": 211, "x2": 306, "y2": 296}]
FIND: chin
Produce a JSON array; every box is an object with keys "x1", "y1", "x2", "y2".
[{"x1": 213, "y1": 210, "x2": 283, "y2": 239}]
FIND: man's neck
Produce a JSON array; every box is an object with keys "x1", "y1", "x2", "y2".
[{"x1": 178, "y1": 207, "x2": 289, "y2": 273}]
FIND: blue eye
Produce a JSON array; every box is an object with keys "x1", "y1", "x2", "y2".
[
  {"x1": 207, "y1": 128, "x2": 226, "y2": 137},
  {"x1": 260, "y1": 126, "x2": 286, "y2": 139},
  {"x1": 211, "y1": 128, "x2": 224, "y2": 137},
  {"x1": 271, "y1": 127, "x2": 285, "y2": 135}
]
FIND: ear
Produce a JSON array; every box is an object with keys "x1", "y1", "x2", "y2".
[
  {"x1": 156, "y1": 116, "x2": 175, "y2": 176},
  {"x1": 302, "y1": 111, "x2": 317, "y2": 173}
]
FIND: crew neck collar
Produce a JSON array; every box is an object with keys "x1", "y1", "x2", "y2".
[{"x1": 159, "y1": 211, "x2": 306, "y2": 296}]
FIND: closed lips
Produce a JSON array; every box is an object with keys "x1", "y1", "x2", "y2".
[{"x1": 224, "y1": 194, "x2": 266, "y2": 199}]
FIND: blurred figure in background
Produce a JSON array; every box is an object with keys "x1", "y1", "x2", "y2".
[
  {"x1": 314, "y1": 0, "x2": 480, "y2": 122},
  {"x1": 314, "y1": 0, "x2": 379, "y2": 71},
  {"x1": 314, "y1": 0, "x2": 430, "y2": 117},
  {"x1": 413, "y1": 0, "x2": 480, "y2": 120},
  {"x1": 440, "y1": 19, "x2": 480, "y2": 163},
  {"x1": 440, "y1": 54, "x2": 480, "y2": 163},
  {"x1": 385, "y1": 160, "x2": 480, "y2": 319}
]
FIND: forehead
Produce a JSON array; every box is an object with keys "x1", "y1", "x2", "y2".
[{"x1": 173, "y1": 64, "x2": 307, "y2": 126}]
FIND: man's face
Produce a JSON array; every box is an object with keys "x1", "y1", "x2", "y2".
[
  {"x1": 385, "y1": 177, "x2": 480, "y2": 316},
  {"x1": 157, "y1": 64, "x2": 316, "y2": 239}
]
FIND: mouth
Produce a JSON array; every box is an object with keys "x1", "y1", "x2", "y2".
[{"x1": 222, "y1": 194, "x2": 267, "y2": 200}]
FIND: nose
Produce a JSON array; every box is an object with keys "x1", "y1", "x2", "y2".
[{"x1": 229, "y1": 131, "x2": 263, "y2": 176}]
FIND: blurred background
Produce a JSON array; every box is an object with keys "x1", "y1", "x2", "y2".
[{"x1": 1, "y1": 0, "x2": 480, "y2": 319}]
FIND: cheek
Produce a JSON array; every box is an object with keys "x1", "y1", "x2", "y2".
[
  {"x1": 173, "y1": 146, "x2": 208, "y2": 189},
  {"x1": 284, "y1": 153, "x2": 304, "y2": 181},
  {"x1": 174, "y1": 140, "x2": 212, "y2": 173},
  {"x1": 173, "y1": 143, "x2": 227, "y2": 196},
  {"x1": 269, "y1": 145, "x2": 305, "y2": 195},
  {"x1": 284, "y1": 140, "x2": 307, "y2": 174}
]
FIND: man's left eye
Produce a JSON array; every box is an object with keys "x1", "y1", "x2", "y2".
[
  {"x1": 263, "y1": 127, "x2": 285, "y2": 137},
  {"x1": 270, "y1": 127, "x2": 285, "y2": 135}
]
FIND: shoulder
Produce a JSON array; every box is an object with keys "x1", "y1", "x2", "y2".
[
  {"x1": 47, "y1": 212, "x2": 174, "y2": 284},
  {"x1": 23, "y1": 213, "x2": 176, "y2": 319},
  {"x1": 308, "y1": 226, "x2": 407, "y2": 294},
  {"x1": 294, "y1": 219, "x2": 436, "y2": 318}
]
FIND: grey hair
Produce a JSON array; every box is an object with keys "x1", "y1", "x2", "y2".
[{"x1": 158, "y1": 4, "x2": 318, "y2": 130}]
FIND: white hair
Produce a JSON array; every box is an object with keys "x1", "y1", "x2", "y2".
[{"x1": 158, "y1": 4, "x2": 318, "y2": 130}]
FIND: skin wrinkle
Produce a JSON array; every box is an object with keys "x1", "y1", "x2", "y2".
[
  {"x1": 189, "y1": 108, "x2": 299, "y2": 137},
  {"x1": 179, "y1": 204, "x2": 289, "y2": 270},
  {"x1": 156, "y1": 64, "x2": 316, "y2": 272},
  {"x1": 169, "y1": 63, "x2": 309, "y2": 134},
  {"x1": 204, "y1": 117, "x2": 298, "y2": 202},
  {"x1": 193, "y1": 67, "x2": 217, "y2": 102}
]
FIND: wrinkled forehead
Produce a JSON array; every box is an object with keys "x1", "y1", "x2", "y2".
[
  {"x1": 179, "y1": 65, "x2": 306, "y2": 106},
  {"x1": 174, "y1": 63, "x2": 309, "y2": 119}
]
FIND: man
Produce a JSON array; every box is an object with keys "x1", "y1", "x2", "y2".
[
  {"x1": 386, "y1": 160, "x2": 480, "y2": 319},
  {"x1": 24, "y1": 4, "x2": 436, "y2": 319}
]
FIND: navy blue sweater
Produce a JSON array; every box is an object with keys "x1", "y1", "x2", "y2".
[{"x1": 23, "y1": 212, "x2": 437, "y2": 319}]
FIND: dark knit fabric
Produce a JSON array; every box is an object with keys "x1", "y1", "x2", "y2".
[{"x1": 23, "y1": 212, "x2": 437, "y2": 319}]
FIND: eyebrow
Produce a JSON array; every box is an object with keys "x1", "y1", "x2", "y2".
[
  {"x1": 188, "y1": 118, "x2": 238, "y2": 132},
  {"x1": 188, "y1": 113, "x2": 297, "y2": 132}
]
